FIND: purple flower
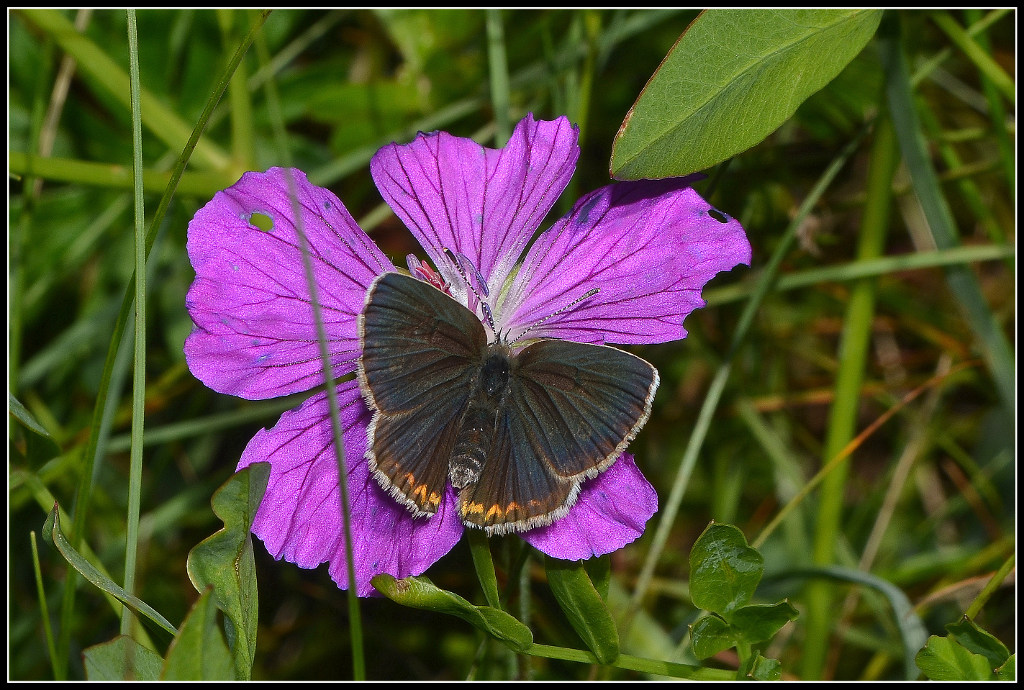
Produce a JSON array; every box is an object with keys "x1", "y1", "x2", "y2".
[{"x1": 184, "y1": 114, "x2": 750, "y2": 596}]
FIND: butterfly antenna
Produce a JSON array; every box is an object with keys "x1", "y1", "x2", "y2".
[
  {"x1": 511, "y1": 287, "x2": 600, "y2": 344},
  {"x1": 443, "y1": 247, "x2": 497, "y2": 333}
]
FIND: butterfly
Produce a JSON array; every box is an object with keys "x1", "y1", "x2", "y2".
[{"x1": 356, "y1": 271, "x2": 659, "y2": 535}]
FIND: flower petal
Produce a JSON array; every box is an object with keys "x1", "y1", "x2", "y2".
[
  {"x1": 498, "y1": 178, "x2": 751, "y2": 344},
  {"x1": 185, "y1": 167, "x2": 393, "y2": 400},
  {"x1": 236, "y1": 380, "x2": 463, "y2": 596},
  {"x1": 370, "y1": 114, "x2": 578, "y2": 304},
  {"x1": 521, "y1": 454, "x2": 657, "y2": 560}
]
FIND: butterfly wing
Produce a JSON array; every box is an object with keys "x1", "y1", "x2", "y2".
[
  {"x1": 458, "y1": 339, "x2": 659, "y2": 533},
  {"x1": 358, "y1": 272, "x2": 486, "y2": 516}
]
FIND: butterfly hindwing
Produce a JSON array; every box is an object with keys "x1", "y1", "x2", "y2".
[{"x1": 458, "y1": 339, "x2": 657, "y2": 532}]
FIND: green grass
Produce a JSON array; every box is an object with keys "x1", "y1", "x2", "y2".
[{"x1": 8, "y1": 9, "x2": 1015, "y2": 680}]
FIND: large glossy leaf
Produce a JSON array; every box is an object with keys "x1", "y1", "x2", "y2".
[
  {"x1": 611, "y1": 9, "x2": 883, "y2": 179},
  {"x1": 689, "y1": 522, "x2": 762, "y2": 617},
  {"x1": 916, "y1": 634, "x2": 995, "y2": 681},
  {"x1": 162, "y1": 589, "x2": 234, "y2": 681},
  {"x1": 185, "y1": 463, "x2": 270, "y2": 681},
  {"x1": 545, "y1": 557, "x2": 620, "y2": 664},
  {"x1": 689, "y1": 614, "x2": 734, "y2": 660},
  {"x1": 946, "y1": 618, "x2": 1010, "y2": 669},
  {"x1": 83, "y1": 636, "x2": 163, "y2": 681},
  {"x1": 372, "y1": 574, "x2": 533, "y2": 652}
]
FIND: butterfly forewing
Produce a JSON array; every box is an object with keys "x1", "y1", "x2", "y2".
[
  {"x1": 359, "y1": 272, "x2": 487, "y2": 515},
  {"x1": 506, "y1": 339, "x2": 658, "y2": 480}
]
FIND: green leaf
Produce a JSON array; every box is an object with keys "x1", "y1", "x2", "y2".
[
  {"x1": 740, "y1": 650, "x2": 783, "y2": 681},
  {"x1": 162, "y1": 589, "x2": 235, "y2": 680},
  {"x1": 771, "y1": 564, "x2": 928, "y2": 680},
  {"x1": 83, "y1": 636, "x2": 163, "y2": 681},
  {"x1": 9, "y1": 393, "x2": 56, "y2": 440},
  {"x1": 610, "y1": 9, "x2": 883, "y2": 179},
  {"x1": 689, "y1": 614, "x2": 735, "y2": 660},
  {"x1": 545, "y1": 557, "x2": 620, "y2": 664},
  {"x1": 185, "y1": 463, "x2": 270, "y2": 681},
  {"x1": 731, "y1": 600, "x2": 799, "y2": 644},
  {"x1": 9, "y1": 393, "x2": 61, "y2": 462},
  {"x1": 584, "y1": 554, "x2": 611, "y2": 602},
  {"x1": 996, "y1": 654, "x2": 1015, "y2": 681},
  {"x1": 689, "y1": 522, "x2": 763, "y2": 617},
  {"x1": 946, "y1": 617, "x2": 1010, "y2": 668},
  {"x1": 916, "y1": 634, "x2": 995, "y2": 681},
  {"x1": 372, "y1": 574, "x2": 533, "y2": 653},
  {"x1": 42, "y1": 504, "x2": 177, "y2": 636}
]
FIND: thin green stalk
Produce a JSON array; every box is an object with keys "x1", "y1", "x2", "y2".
[
  {"x1": 735, "y1": 399, "x2": 810, "y2": 559},
  {"x1": 963, "y1": 8, "x2": 1014, "y2": 199},
  {"x1": 882, "y1": 14, "x2": 1015, "y2": 410},
  {"x1": 910, "y1": 9, "x2": 1011, "y2": 87},
  {"x1": 486, "y1": 9, "x2": 511, "y2": 146},
  {"x1": 254, "y1": 14, "x2": 364, "y2": 678},
  {"x1": 10, "y1": 16, "x2": 54, "y2": 404},
  {"x1": 802, "y1": 109, "x2": 898, "y2": 681},
  {"x1": 628, "y1": 126, "x2": 870, "y2": 618},
  {"x1": 7, "y1": 152, "x2": 236, "y2": 197},
  {"x1": 524, "y1": 644, "x2": 733, "y2": 679},
  {"x1": 915, "y1": 100, "x2": 1012, "y2": 268},
  {"x1": 929, "y1": 11, "x2": 1014, "y2": 105},
  {"x1": 752, "y1": 360, "x2": 978, "y2": 552},
  {"x1": 964, "y1": 553, "x2": 1015, "y2": 620},
  {"x1": 705, "y1": 244, "x2": 1014, "y2": 307},
  {"x1": 31, "y1": 532, "x2": 59, "y2": 678},
  {"x1": 467, "y1": 529, "x2": 502, "y2": 610},
  {"x1": 56, "y1": 10, "x2": 269, "y2": 673},
  {"x1": 120, "y1": 8, "x2": 146, "y2": 638},
  {"x1": 218, "y1": 9, "x2": 255, "y2": 168}
]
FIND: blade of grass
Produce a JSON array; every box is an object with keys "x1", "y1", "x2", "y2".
[
  {"x1": 56, "y1": 10, "x2": 270, "y2": 674},
  {"x1": 803, "y1": 109, "x2": 898, "y2": 680},
  {"x1": 752, "y1": 359, "x2": 980, "y2": 551},
  {"x1": 31, "y1": 532, "x2": 59, "y2": 678},
  {"x1": 218, "y1": 9, "x2": 255, "y2": 168},
  {"x1": 910, "y1": 9, "x2": 1011, "y2": 88},
  {"x1": 929, "y1": 11, "x2": 1014, "y2": 105},
  {"x1": 310, "y1": 10, "x2": 685, "y2": 188},
  {"x1": 7, "y1": 152, "x2": 237, "y2": 197},
  {"x1": 915, "y1": 103, "x2": 1012, "y2": 268},
  {"x1": 16, "y1": 9, "x2": 231, "y2": 172},
  {"x1": 964, "y1": 553, "x2": 1016, "y2": 620},
  {"x1": 253, "y1": 12, "x2": 365, "y2": 678},
  {"x1": 119, "y1": 8, "x2": 146, "y2": 639},
  {"x1": 882, "y1": 13, "x2": 1015, "y2": 410},
  {"x1": 524, "y1": 643, "x2": 733, "y2": 679},
  {"x1": 9, "y1": 19, "x2": 55, "y2": 402},
  {"x1": 486, "y1": 9, "x2": 511, "y2": 146},
  {"x1": 962, "y1": 8, "x2": 1014, "y2": 200},
  {"x1": 705, "y1": 244, "x2": 1015, "y2": 306},
  {"x1": 628, "y1": 124, "x2": 871, "y2": 620}
]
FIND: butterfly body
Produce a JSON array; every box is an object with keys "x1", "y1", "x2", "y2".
[
  {"x1": 357, "y1": 271, "x2": 658, "y2": 535},
  {"x1": 449, "y1": 347, "x2": 512, "y2": 489}
]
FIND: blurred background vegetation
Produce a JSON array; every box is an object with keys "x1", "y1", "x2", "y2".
[{"x1": 9, "y1": 9, "x2": 1015, "y2": 680}]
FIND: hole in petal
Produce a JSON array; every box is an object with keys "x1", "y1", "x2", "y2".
[
  {"x1": 249, "y1": 212, "x2": 274, "y2": 232},
  {"x1": 707, "y1": 208, "x2": 729, "y2": 224}
]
